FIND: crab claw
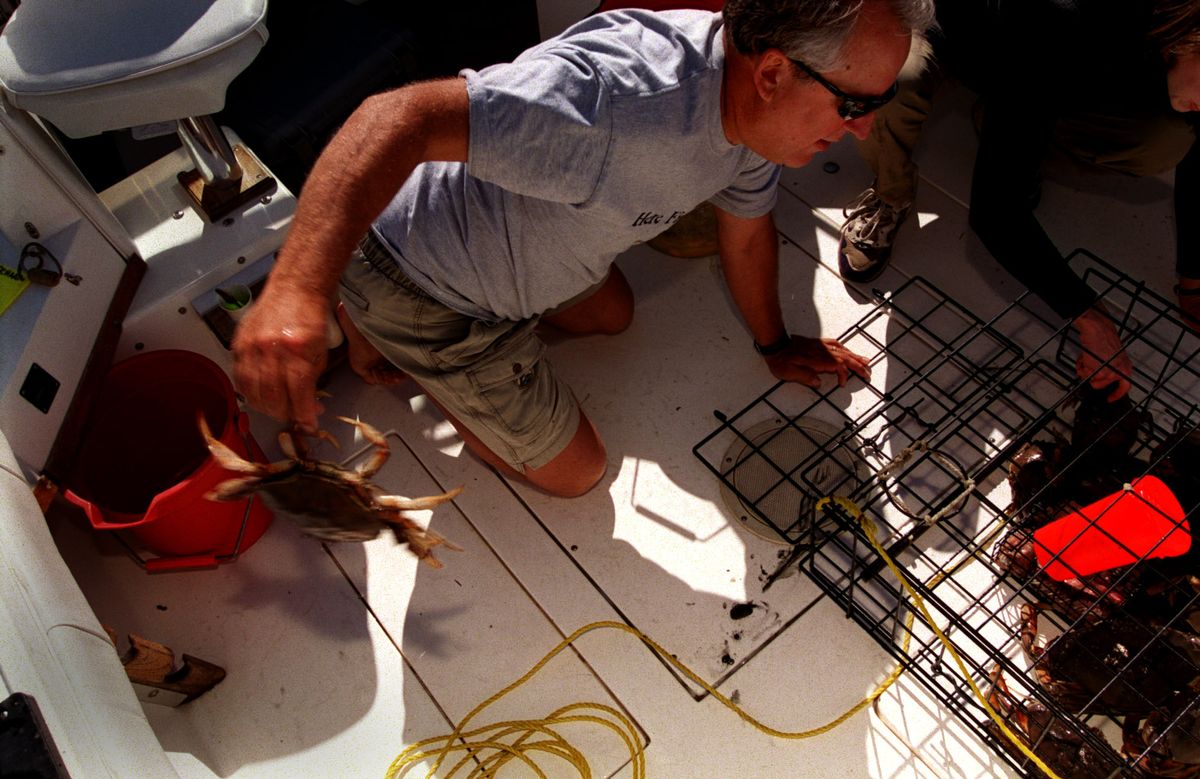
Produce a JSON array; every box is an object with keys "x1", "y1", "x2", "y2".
[
  {"x1": 198, "y1": 414, "x2": 261, "y2": 474},
  {"x1": 376, "y1": 485, "x2": 464, "y2": 567},
  {"x1": 336, "y1": 416, "x2": 389, "y2": 478},
  {"x1": 382, "y1": 515, "x2": 464, "y2": 568}
]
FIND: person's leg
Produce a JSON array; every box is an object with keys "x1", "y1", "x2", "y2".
[
  {"x1": 646, "y1": 202, "x2": 721, "y2": 259},
  {"x1": 1053, "y1": 110, "x2": 1198, "y2": 327},
  {"x1": 839, "y1": 38, "x2": 941, "y2": 282},
  {"x1": 339, "y1": 241, "x2": 608, "y2": 497},
  {"x1": 335, "y1": 301, "x2": 409, "y2": 385},
  {"x1": 540, "y1": 267, "x2": 634, "y2": 335},
  {"x1": 1052, "y1": 110, "x2": 1195, "y2": 178},
  {"x1": 856, "y1": 37, "x2": 941, "y2": 208},
  {"x1": 423, "y1": 392, "x2": 606, "y2": 496}
]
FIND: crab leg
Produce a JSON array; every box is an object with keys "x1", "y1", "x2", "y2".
[
  {"x1": 376, "y1": 485, "x2": 463, "y2": 511},
  {"x1": 380, "y1": 513, "x2": 463, "y2": 568},
  {"x1": 204, "y1": 476, "x2": 266, "y2": 502},
  {"x1": 337, "y1": 416, "x2": 390, "y2": 477},
  {"x1": 198, "y1": 415, "x2": 263, "y2": 474},
  {"x1": 986, "y1": 665, "x2": 1017, "y2": 721}
]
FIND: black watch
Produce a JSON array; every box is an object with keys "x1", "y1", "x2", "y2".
[{"x1": 753, "y1": 333, "x2": 791, "y2": 357}]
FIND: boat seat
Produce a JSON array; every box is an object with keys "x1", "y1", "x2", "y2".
[
  {"x1": 0, "y1": 0, "x2": 267, "y2": 138},
  {"x1": 0, "y1": 429, "x2": 182, "y2": 777}
]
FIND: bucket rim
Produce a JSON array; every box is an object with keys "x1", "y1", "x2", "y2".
[{"x1": 68, "y1": 349, "x2": 242, "y2": 526}]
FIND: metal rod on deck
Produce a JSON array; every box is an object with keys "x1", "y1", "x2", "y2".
[{"x1": 176, "y1": 115, "x2": 242, "y2": 186}]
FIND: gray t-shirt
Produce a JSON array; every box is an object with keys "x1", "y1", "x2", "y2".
[{"x1": 372, "y1": 9, "x2": 780, "y2": 322}]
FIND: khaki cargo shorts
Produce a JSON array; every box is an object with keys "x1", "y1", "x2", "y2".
[{"x1": 337, "y1": 233, "x2": 581, "y2": 471}]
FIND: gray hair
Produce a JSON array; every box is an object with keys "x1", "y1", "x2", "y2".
[{"x1": 723, "y1": 0, "x2": 936, "y2": 71}]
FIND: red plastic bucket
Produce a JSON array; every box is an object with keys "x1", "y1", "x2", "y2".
[{"x1": 64, "y1": 350, "x2": 273, "y2": 570}]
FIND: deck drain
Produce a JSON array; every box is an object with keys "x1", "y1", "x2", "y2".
[{"x1": 718, "y1": 417, "x2": 866, "y2": 544}]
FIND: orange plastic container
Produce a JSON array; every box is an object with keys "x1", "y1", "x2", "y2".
[
  {"x1": 63, "y1": 350, "x2": 273, "y2": 571},
  {"x1": 1033, "y1": 475, "x2": 1189, "y2": 581}
]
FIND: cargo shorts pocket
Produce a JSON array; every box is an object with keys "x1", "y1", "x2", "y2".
[
  {"x1": 467, "y1": 339, "x2": 545, "y2": 392},
  {"x1": 433, "y1": 321, "x2": 560, "y2": 443},
  {"x1": 467, "y1": 339, "x2": 556, "y2": 441}
]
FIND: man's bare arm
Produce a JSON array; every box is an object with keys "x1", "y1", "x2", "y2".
[
  {"x1": 715, "y1": 207, "x2": 869, "y2": 388},
  {"x1": 233, "y1": 78, "x2": 469, "y2": 428}
]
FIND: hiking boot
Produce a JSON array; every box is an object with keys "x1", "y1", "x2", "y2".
[{"x1": 837, "y1": 187, "x2": 911, "y2": 283}]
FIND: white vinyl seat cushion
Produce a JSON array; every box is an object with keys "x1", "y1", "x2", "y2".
[{"x1": 0, "y1": 0, "x2": 268, "y2": 137}]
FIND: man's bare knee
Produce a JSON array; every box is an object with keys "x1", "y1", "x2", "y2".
[
  {"x1": 542, "y1": 268, "x2": 634, "y2": 336},
  {"x1": 601, "y1": 270, "x2": 635, "y2": 334},
  {"x1": 529, "y1": 459, "x2": 606, "y2": 497},
  {"x1": 597, "y1": 297, "x2": 634, "y2": 335},
  {"x1": 524, "y1": 415, "x2": 607, "y2": 497}
]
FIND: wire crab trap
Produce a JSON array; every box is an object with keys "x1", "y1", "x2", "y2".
[{"x1": 695, "y1": 250, "x2": 1200, "y2": 778}]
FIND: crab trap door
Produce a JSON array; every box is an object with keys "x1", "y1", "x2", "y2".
[{"x1": 62, "y1": 350, "x2": 273, "y2": 569}]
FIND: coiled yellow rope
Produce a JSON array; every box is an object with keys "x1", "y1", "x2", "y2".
[
  {"x1": 385, "y1": 497, "x2": 1061, "y2": 779},
  {"x1": 386, "y1": 612, "x2": 907, "y2": 778}
]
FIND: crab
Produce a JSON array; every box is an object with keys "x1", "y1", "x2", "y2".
[
  {"x1": 992, "y1": 391, "x2": 1200, "y2": 768},
  {"x1": 1123, "y1": 687, "x2": 1200, "y2": 778},
  {"x1": 984, "y1": 665, "x2": 1119, "y2": 778},
  {"x1": 992, "y1": 528, "x2": 1137, "y2": 625},
  {"x1": 1018, "y1": 602, "x2": 1200, "y2": 716},
  {"x1": 1131, "y1": 574, "x2": 1200, "y2": 635},
  {"x1": 1005, "y1": 385, "x2": 1151, "y2": 529},
  {"x1": 200, "y1": 415, "x2": 463, "y2": 567},
  {"x1": 1007, "y1": 439, "x2": 1067, "y2": 527}
]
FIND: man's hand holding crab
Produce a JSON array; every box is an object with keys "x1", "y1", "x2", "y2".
[{"x1": 232, "y1": 278, "x2": 331, "y2": 433}]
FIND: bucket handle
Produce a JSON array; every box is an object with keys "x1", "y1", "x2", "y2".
[{"x1": 143, "y1": 553, "x2": 221, "y2": 573}]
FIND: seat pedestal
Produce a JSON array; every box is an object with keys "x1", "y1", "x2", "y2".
[{"x1": 179, "y1": 142, "x2": 276, "y2": 223}]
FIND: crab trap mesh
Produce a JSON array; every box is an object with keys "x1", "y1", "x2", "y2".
[{"x1": 694, "y1": 250, "x2": 1200, "y2": 778}]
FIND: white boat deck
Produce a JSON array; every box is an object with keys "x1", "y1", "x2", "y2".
[{"x1": 44, "y1": 84, "x2": 1189, "y2": 778}]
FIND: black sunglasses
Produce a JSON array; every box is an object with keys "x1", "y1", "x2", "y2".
[{"x1": 789, "y1": 57, "x2": 898, "y2": 119}]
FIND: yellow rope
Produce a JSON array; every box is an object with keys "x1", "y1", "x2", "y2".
[
  {"x1": 386, "y1": 615, "x2": 908, "y2": 777},
  {"x1": 815, "y1": 497, "x2": 1062, "y2": 779},
  {"x1": 385, "y1": 497, "x2": 1061, "y2": 779}
]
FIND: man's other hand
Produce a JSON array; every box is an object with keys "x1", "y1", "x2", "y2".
[
  {"x1": 1073, "y1": 305, "x2": 1132, "y2": 402},
  {"x1": 765, "y1": 335, "x2": 871, "y2": 388},
  {"x1": 1176, "y1": 277, "x2": 1200, "y2": 330}
]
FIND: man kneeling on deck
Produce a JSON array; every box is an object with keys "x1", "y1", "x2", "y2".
[{"x1": 232, "y1": 0, "x2": 934, "y2": 497}]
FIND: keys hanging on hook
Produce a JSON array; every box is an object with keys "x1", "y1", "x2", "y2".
[{"x1": 19, "y1": 242, "x2": 64, "y2": 287}]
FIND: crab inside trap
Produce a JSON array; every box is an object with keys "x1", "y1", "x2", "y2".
[{"x1": 63, "y1": 350, "x2": 273, "y2": 569}]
